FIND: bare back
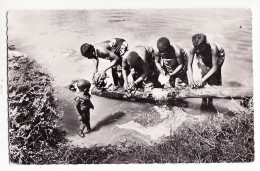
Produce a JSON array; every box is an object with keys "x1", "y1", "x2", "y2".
[{"x1": 94, "y1": 42, "x2": 116, "y2": 61}]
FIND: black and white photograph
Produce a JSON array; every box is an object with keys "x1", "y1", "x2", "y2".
[{"x1": 1, "y1": 0, "x2": 259, "y2": 168}]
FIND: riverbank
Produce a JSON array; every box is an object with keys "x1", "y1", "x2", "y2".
[
  {"x1": 8, "y1": 48, "x2": 254, "y2": 164},
  {"x1": 8, "y1": 47, "x2": 67, "y2": 164}
]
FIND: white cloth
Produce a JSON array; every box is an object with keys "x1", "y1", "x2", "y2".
[{"x1": 158, "y1": 74, "x2": 170, "y2": 85}]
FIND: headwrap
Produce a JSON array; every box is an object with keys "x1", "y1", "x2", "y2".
[
  {"x1": 80, "y1": 43, "x2": 94, "y2": 58},
  {"x1": 157, "y1": 37, "x2": 170, "y2": 51}
]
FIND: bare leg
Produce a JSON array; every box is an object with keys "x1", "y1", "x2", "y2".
[
  {"x1": 78, "y1": 124, "x2": 85, "y2": 138},
  {"x1": 80, "y1": 125, "x2": 86, "y2": 133},
  {"x1": 202, "y1": 98, "x2": 207, "y2": 104},
  {"x1": 208, "y1": 98, "x2": 217, "y2": 113},
  {"x1": 112, "y1": 67, "x2": 119, "y2": 86},
  {"x1": 86, "y1": 113, "x2": 92, "y2": 132},
  {"x1": 200, "y1": 98, "x2": 208, "y2": 111},
  {"x1": 208, "y1": 98, "x2": 213, "y2": 106}
]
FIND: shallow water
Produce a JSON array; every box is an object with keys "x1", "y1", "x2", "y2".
[{"x1": 7, "y1": 10, "x2": 252, "y2": 139}]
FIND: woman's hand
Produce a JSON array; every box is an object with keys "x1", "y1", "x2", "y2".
[
  {"x1": 195, "y1": 79, "x2": 204, "y2": 88},
  {"x1": 128, "y1": 82, "x2": 136, "y2": 91},
  {"x1": 189, "y1": 80, "x2": 197, "y2": 89},
  {"x1": 124, "y1": 81, "x2": 129, "y2": 89},
  {"x1": 100, "y1": 71, "x2": 107, "y2": 80}
]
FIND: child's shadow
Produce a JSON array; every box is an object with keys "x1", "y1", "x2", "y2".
[{"x1": 92, "y1": 112, "x2": 126, "y2": 131}]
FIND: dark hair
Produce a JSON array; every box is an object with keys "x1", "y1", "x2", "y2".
[
  {"x1": 157, "y1": 37, "x2": 170, "y2": 50},
  {"x1": 127, "y1": 51, "x2": 140, "y2": 67},
  {"x1": 192, "y1": 34, "x2": 207, "y2": 47},
  {"x1": 80, "y1": 43, "x2": 94, "y2": 58}
]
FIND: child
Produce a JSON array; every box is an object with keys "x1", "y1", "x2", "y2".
[{"x1": 70, "y1": 79, "x2": 94, "y2": 138}]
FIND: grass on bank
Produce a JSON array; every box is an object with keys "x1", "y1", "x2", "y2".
[
  {"x1": 8, "y1": 49, "x2": 254, "y2": 164},
  {"x1": 8, "y1": 50, "x2": 67, "y2": 164}
]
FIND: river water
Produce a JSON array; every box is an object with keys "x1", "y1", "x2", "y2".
[{"x1": 7, "y1": 10, "x2": 253, "y2": 141}]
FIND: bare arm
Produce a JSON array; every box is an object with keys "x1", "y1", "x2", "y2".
[
  {"x1": 187, "y1": 48, "x2": 195, "y2": 84},
  {"x1": 93, "y1": 58, "x2": 99, "y2": 73},
  {"x1": 104, "y1": 51, "x2": 120, "y2": 73},
  {"x1": 201, "y1": 44, "x2": 219, "y2": 83},
  {"x1": 99, "y1": 51, "x2": 120, "y2": 79},
  {"x1": 134, "y1": 60, "x2": 149, "y2": 85},
  {"x1": 122, "y1": 58, "x2": 129, "y2": 87},
  {"x1": 169, "y1": 48, "x2": 183, "y2": 76},
  {"x1": 155, "y1": 51, "x2": 165, "y2": 75}
]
